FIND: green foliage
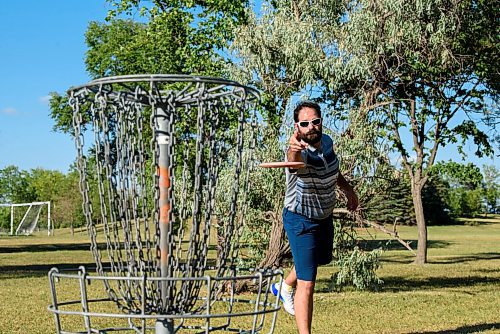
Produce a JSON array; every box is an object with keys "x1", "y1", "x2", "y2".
[
  {"x1": 0, "y1": 166, "x2": 83, "y2": 229},
  {"x1": 0, "y1": 166, "x2": 36, "y2": 230},
  {"x1": 482, "y1": 165, "x2": 500, "y2": 214},
  {"x1": 328, "y1": 217, "x2": 384, "y2": 290},
  {"x1": 421, "y1": 176, "x2": 454, "y2": 224},
  {"x1": 97, "y1": 0, "x2": 249, "y2": 77},
  {"x1": 0, "y1": 207, "x2": 10, "y2": 231},
  {"x1": 216, "y1": 124, "x2": 286, "y2": 268},
  {"x1": 429, "y1": 161, "x2": 486, "y2": 218},
  {"x1": 452, "y1": 121, "x2": 494, "y2": 158},
  {"x1": 48, "y1": 93, "x2": 74, "y2": 135},
  {"x1": 330, "y1": 246, "x2": 384, "y2": 291},
  {"x1": 51, "y1": 0, "x2": 251, "y2": 134},
  {"x1": 364, "y1": 171, "x2": 415, "y2": 225},
  {"x1": 0, "y1": 166, "x2": 36, "y2": 204},
  {"x1": 364, "y1": 162, "x2": 497, "y2": 223},
  {"x1": 365, "y1": 166, "x2": 476, "y2": 226},
  {"x1": 232, "y1": 0, "x2": 498, "y2": 263},
  {"x1": 447, "y1": 188, "x2": 483, "y2": 218},
  {"x1": 456, "y1": 0, "x2": 500, "y2": 91},
  {"x1": 432, "y1": 161, "x2": 483, "y2": 190},
  {"x1": 85, "y1": 18, "x2": 188, "y2": 77},
  {"x1": 336, "y1": 0, "x2": 497, "y2": 167}
]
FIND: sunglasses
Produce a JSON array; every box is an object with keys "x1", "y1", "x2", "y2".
[{"x1": 296, "y1": 118, "x2": 322, "y2": 128}]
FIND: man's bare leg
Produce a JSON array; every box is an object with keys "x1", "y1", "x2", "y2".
[
  {"x1": 284, "y1": 267, "x2": 314, "y2": 334},
  {"x1": 285, "y1": 266, "x2": 297, "y2": 287},
  {"x1": 295, "y1": 279, "x2": 314, "y2": 334}
]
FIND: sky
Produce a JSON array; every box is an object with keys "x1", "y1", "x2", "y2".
[
  {"x1": 0, "y1": 1, "x2": 110, "y2": 173},
  {"x1": 0, "y1": 1, "x2": 497, "y2": 174}
]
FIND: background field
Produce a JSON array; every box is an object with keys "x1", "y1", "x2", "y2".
[{"x1": 1, "y1": 217, "x2": 499, "y2": 334}]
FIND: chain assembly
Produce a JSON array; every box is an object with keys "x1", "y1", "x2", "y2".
[{"x1": 50, "y1": 75, "x2": 282, "y2": 334}]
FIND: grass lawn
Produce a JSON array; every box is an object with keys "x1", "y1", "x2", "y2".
[{"x1": 1, "y1": 217, "x2": 499, "y2": 333}]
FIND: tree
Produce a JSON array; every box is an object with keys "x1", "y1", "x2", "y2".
[
  {"x1": 432, "y1": 161, "x2": 483, "y2": 191},
  {"x1": 231, "y1": 1, "x2": 391, "y2": 284},
  {"x1": 48, "y1": 0, "x2": 253, "y2": 232},
  {"x1": 0, "y1": 166, "x2": 36, "y2": 204},
  {"x1": 0, "y1": 166, "x2": 83, "y2": 231},
  {"x1": 421, "y1": 176, "x2": 453, "y2": 224},
  {"x1": 51, "y1": 170, "x2": 83, "y2": 233},
  {"x1": 51, "y1": 0, "x2": 250, "y2": 134},
  {"x1": 364, "y1": 169, "x2": 415, "y2": 225},
  {"x1": 431, "y1": 161, "x2": 484, "y2": 218},
  {"x1": 233, "y1": 0, "x2": 498, "y2": 265},
  {"x1": 30, "y1": 168, "x2": 66, "y2": 202},
  {"x1": 482, "y1": 165, "x2": 499, "y2": 214},
  {"x1": 329, "y1": 0, "x2": 498, "y2": 263}
]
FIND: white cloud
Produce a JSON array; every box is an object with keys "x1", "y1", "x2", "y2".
[
  {"x1": 39, "y1": 95, "x2": 52, "y2": 105},
  {"x1": 1, "y1": 107, "x2": 17, "y2": 115}
]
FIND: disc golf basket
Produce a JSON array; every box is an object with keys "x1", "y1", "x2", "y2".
[{"x1": 48, "y1": 75, "x2": 282, "y2": 334}]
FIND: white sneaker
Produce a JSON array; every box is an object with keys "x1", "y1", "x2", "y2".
[{"x1": 271, "y1": 282, "x2": 295, "y2": 316}]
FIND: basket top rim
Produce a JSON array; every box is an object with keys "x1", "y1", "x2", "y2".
[{"x1": 67, "y1": 74, "x2": 260, "y2": 97}]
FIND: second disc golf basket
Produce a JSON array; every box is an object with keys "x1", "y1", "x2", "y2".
[{"x1": 47, "y1": 75, "x2": 282, "y2": 333}]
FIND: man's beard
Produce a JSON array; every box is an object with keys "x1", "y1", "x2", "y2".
[{"x1": 300, "y1": 129, "x2": 322, "y2": 145}]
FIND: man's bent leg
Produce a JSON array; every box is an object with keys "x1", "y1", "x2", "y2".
[
  {"x1": 285, "y1": 266, "x2": 297, "y2": 287},
  {"x1": 295, "y1": 279, "x2": 315, "y2": 334}
]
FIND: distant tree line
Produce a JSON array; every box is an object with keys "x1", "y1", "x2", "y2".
[
  {"x1": 1, "y1": 161, "x2": 497, "y2": 230},
  {"x1": 364, "y1": 162, "x2": 499, "y2": 226},
  {"x1": 0, "y1": 165, "x2": 83, "y2": 232}
]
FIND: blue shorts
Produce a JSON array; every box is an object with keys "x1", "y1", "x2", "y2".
[{"x1": 282, "y1": 208, "x2": 334, "y2": 281}]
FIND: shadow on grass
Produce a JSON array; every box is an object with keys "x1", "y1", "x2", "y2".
[
  {"x1": 406, "y1": 322, "x2": 500, "y2": 333},
  {"x1": 0, "y1": 243, "x2": 94, "y2": 253},
  {"x1": 381, "y1": 252, "x2": 500, "y2": 264},
  {"x1": 378, "y1": 249, "x2": 500, "y2": 265},
  {"x1": 431, "y1": 253, "x2": 500, "y2": 264},
  {"x1": 0, "y1": 258, "x2": 219, "y2": 280},
  {"x1": 0, "y1": 240, "x2": 215, "y2": 253},
  {"x1": 453, "y1": 215, "x2": 500, "y2": 226},
  {"x1": 358, "y1": 239, "x2": 451, "y2": 252},
  {"x1": 382, "y1": 274, "x2": 500, "y2": 292},
  {"x1": 475, "y1": 268, "x2": 500, "y2": 274},
  {"x1": 0, "y1": 262, "x2": 104, "y2": 279},
  {"x1": 315, "y1": 273, "x2": 500, "y2": 294}
]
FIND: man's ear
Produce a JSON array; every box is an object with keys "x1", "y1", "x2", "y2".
[{"x1": 294, "y1": 123, "x2": 298, "y2": 132}]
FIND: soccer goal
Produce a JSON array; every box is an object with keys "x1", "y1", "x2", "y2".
[{"x1": 0, "y1": 201, "x2": 51, "y2": 236}]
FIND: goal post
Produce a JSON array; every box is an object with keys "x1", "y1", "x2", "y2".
[{"x1": 0, "y1": 201, "x2": 51, "y2": 236}]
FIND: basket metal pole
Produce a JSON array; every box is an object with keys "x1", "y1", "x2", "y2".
[
  {"x1": 56, "y1": 75, "x2": 279, "y2": 333},
  {"x1": 156, "y1": 105, "x2": 174, "y2": 334}
]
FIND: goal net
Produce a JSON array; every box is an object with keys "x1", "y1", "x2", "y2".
[{"x1": 0, "y1": 202, "x2": 51, "y2": 236}]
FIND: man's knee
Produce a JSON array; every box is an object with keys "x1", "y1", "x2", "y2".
[{"x1": 297, "y1": 279, "x2": 315, "y2": 294}]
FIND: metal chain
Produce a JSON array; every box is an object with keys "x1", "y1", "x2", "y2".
[
  {"x1": 216, "y1": 94, "x2": 246, "y2": 278},
  {"x1": 69, "y1": 77, "x2": 259, "y2": 315}
]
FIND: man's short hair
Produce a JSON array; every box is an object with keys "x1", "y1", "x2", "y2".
[{"x1": 293, "y1": 101, "x2": 321, "y2": 122}]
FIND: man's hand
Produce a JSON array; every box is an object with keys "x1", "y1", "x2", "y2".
[
  {"x1": 289, "y1": 130, "x2": 308, "y2": 153},
  {"x1": 337, "y1": 173, "x2": 359, "y2": 212},
  {"x1": 345, "y1": 189, "x2": 359, "y2": 212}
]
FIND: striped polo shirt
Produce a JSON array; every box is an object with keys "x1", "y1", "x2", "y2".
[{"x1": 284, "y1": 134, "x2": 339, "y2": 219}]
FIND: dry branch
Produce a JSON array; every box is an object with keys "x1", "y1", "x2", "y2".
[{"x1": 332, "y1": 208, "x2": 416, "y2": 255}]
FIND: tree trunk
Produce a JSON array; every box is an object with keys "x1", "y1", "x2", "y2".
[
  {"x1": 411, "y1": 184, "x2": 427, "y2": 264},
  {"x1": 231, "y1": 212, "x2": 290, "y2": 293},
  {"x1": 257, "y1": 212, "x2": 290, "y2": 269}
]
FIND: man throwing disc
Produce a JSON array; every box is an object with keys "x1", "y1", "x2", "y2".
[{"x1": 271, "y1": 101, "x2": 358, "y2": 334}]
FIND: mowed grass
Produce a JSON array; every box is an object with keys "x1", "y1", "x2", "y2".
[{"x1": 1, "y1": 217, "x2": 499, "y2": 334}]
